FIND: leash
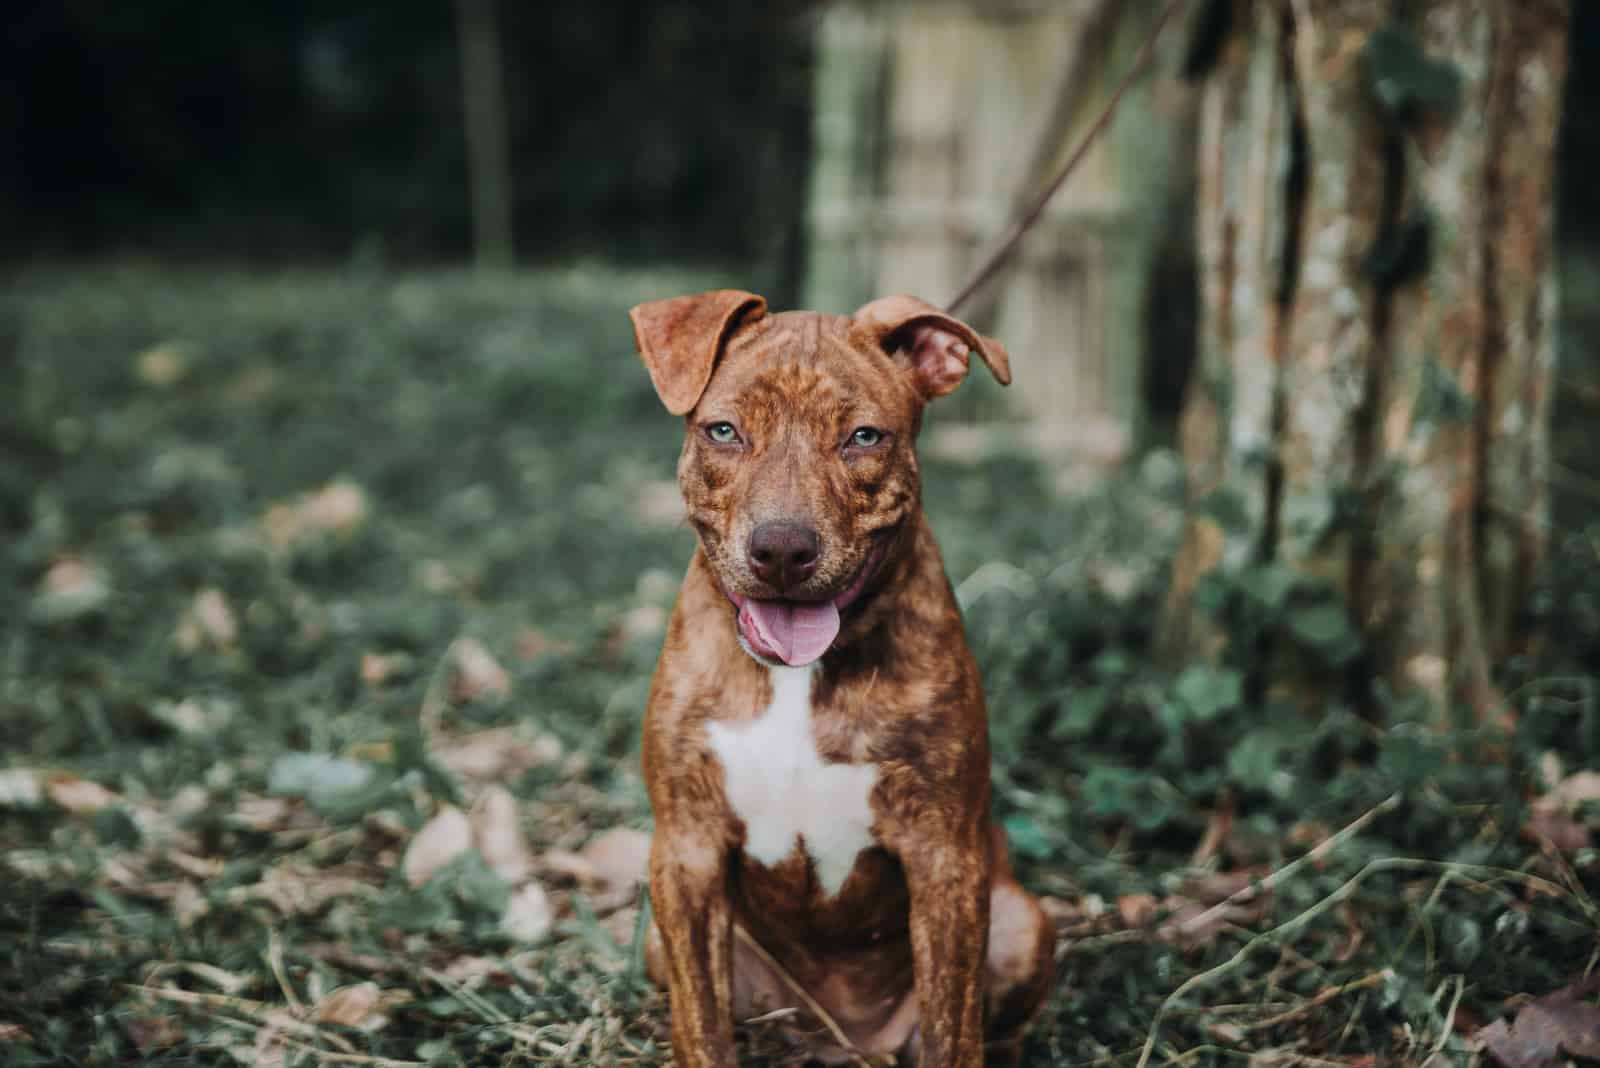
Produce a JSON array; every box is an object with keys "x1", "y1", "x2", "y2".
[{"x1": 945, "y1": 0, "x2": 1191, "y2": 315}]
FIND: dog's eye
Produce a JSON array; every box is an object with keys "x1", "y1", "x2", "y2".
[
  {"x1": 848, "y1": 427, "x2": 884, "y2": 448},
  {"x1": 705, "y1": 422, "x2": 741, "y2": 445}
]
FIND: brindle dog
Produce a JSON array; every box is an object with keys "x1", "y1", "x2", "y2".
[{"x1": 631, "y1": 290, "x2": 1054, "y2": 1067}]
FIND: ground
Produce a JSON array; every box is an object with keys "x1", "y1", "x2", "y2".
[{"x1": 1, "y1": 265, "x2": 1596, "y2": 1067}]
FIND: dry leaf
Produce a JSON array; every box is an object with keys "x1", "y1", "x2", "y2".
[
  {"x1": 1524, "y1": 806, "x2": 1592, "y2": 853},
  {"x1": 470, "y1": 786, "x2": 534, "y2": 884},
  {"x1": 174, "y1": 588, "x2": 238, "y2": 653},
  {"x1": 0, "y1": 1023, "x2": 31, "y2": 1042},
  {"x1": 567, "y1": 827, "x2": 650, "y2": 912},
  {"x1": 261, "y1": 480, "x2": 369, "y2": 551},
  {"x1": 501, "y1": 881, "x2": 554, "y2": 942},
  {"x1": 433, "y1": 726, "x2": 562, "y2": 783},
  {"x1": 450, "y1": 638, "x2": 511, "y2": 703},
  {"x1": 403, "y1": 806, "x2": 473, "y2": 888},
  {"x1": 135, "y1": 342, "x2": 189, "y2": 386},
  {"x1": 1478, "y1": 980, "x2": 1600, "y2": 1068},
  {"x1": 1117, "y1": 893, "x2": 1158, "y2": 929},
  {"x1": 1547, "y1": 770, "x2": 1600, "y2": 808},
  {"x1": 0, "y1": 768, "x2": 44, "y2": 808},
  {"x1": 359, "y1": 651, "x2": 413, "y2": 688},
  {"x1": 633, "y1": 480, "x2": 686, "y2": 527},
  {"x1": 46, "y1": 773, "x2": 120, "y2": 814},
  {"x1": 121, "y1": 1013, "x2": 183, "y2": 1051},
  {"x1": 31, "y1": 556, "x2": 111, "y2": 623},
  {"x1": 311, "y1": 981, "x2": 385, "y2": 1029}
]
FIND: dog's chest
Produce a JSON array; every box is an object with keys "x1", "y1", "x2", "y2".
[{"x1": 705, "y1": 665, "x2": 878, "y2": 898}]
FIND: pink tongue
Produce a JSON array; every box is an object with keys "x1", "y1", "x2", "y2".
[{"x1": 738, "y1": 598, "x2": 841, "y2": 666}]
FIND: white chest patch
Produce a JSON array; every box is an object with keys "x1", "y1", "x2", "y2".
[{"x1": 705, "y1": 665, "x2": 879, "y2": 898}]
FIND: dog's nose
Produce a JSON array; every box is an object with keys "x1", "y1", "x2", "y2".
[{"x1": 747, "y1": 520, "x2": 821, "y2": 592}]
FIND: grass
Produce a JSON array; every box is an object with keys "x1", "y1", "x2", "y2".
[{"x1": 1, "y1": 263, "x2": 1596, "y2": 1066}]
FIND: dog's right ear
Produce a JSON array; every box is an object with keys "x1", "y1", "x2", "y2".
[{"x1": 629, "y1": 290, "x2": 767, "y2": 415}]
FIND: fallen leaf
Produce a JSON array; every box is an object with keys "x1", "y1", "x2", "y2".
[
  {"x1": 1523, "y1": 805, "x2": 1592, "y2": 853},
  {"x1": 311, "y1": 982, "x2": 385, "y2": 1029},
  {"x1": 226, "y1": 863, "x2": 380, "y2": 916},
  {"x1": 500, "y1": 881, "x2": 554, "y2": 942},
  {"x1": 470, "y1": 786, "x2": 534, "y2": 884},
  {"x1": 1479, "y1": 979, "x2": 1600, "y2": 1068},
  {"x1": 433, "y1": 726, "x2": 562, "y2": 783},
  {"x1": 403, "y1": 806, "x2": 473, "y2": 888},
  {"x1": 0, "y1": 768, "x2": 44, "y2": 807},
  {"x1": 359, "y1": 651, "x2": 413, "y2": 687},
  {"x1": 121, "y1": 1013, "x2": 183, "y2": 1051},
  {"x1": 174, "y1": 587, "x2": 238, "y2": 653},
  {"x1": 450, "y1": 638, "x2": 511, "y2": 703},
  {"x1": 0, "y1": 1023, "x2": 30, "y2": 1042},
  {"x1": 46, "y1": 773, "x2": 120, "y2": 814},
  {"x1": 134, "y1": 342, "x2": 190, "y2": 386},
  {"x1": 261, "y1": 480, "x2": 369, "y2": 551},
  {"x1": 1117, "y1": 893, "x2": 1158, "y2": 929},
  {"x1": 1547, "y1": 770, "x2": 1600, "y2": 808},
  {"x1": 150, "y1": 697, "x2": 234, "y2": 735},
  {"x1": 561, "y1": 827, "x2": 650, "y2": 913},
  {"x1": 616, "y1": 603, "x2": 668, "y2": 644},
  {"x1": 31, "y1": 556, "x2": 111, "y2": 623},
  {"x1": 633, "y1": 480, "x2": 686, "y2": 527}
]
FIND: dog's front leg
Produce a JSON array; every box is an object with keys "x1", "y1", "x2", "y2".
[
  {"x1": 650, "y1": 829, "x2": 737, "y2": 1067},
  {"x1": 902, "y1": 832, "x2": 991, "y2": 1067}
]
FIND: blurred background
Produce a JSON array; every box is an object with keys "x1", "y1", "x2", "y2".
[{"x1": 4, "y1": 2, "x2": 1600, "y2": 1065}]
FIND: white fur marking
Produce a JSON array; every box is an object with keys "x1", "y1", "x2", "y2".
[{"x1": 706, "y1": 665, "x2": 879, "y2": 897}]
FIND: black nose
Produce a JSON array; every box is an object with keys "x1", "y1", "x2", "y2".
[{"x1": 747, "y1": 520, "x2": 821, "y2": 593}]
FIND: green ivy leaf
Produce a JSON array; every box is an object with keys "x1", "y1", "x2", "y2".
[
  {"x1": 1053, "y1": 684, "x2": 1111, "y2": 739},
  {"x1": 1415, "y1": 356, "x2": 1476, "y2": 427},
  {"x1": 1288, "y1": 602, "x2": 1362, "y2": 666},
  {"x1": 1196, "y1": 489, "x2": 1252, "y2": 534},
  {"x1": 1365, "y1": 24, "x2": 1462, "y2": 121},
  {"x1": 1174, "y1": 665, "x2": 1244, "y2": 722},
  {"x1": 1234, "y1": 563, "x2": 1298, "y2": 615},
  {"x1": 1002, "y1": 813, "x2": 1054, "y2": 861},
  {"x1": 1379, "y1": 728, "x2": 1445, "y2": 787},
  {"x1": 1226, "y1": 731, "x2": 1292, "y2": 796}
]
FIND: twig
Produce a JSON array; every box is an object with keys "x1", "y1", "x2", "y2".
[
  {"x1": 945, "y1": 0, "x2": 1191, "y2": 313},
  {"x1": 1169, "y1": 793, "x2": 1402, "y2": 942},
  {"x1": 1431, "y1": 975, "x2": 1464, "y2": 1055},
  {"x1": 266, "y1": 928, "x2": 305, "y2": 1016},
  {"x1": 127, "y1": 984, "x2": 355, "y2": 1053},
  {"x1": 421, "y1": 965, "x2": 511, "y2": 1024},
  {"x1": 1133, "y1": 855, "x2": 1591, "y2": 1068},
  {"x1": 732, "y1": 923, "x2": 892, "y2": 1068},
  {"x1": 1239, "y1": 970, "x2": 1390, "y2": 1033}
]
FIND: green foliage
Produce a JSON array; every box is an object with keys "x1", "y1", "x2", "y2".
[{"x1": 1364, "y1": 24, "x2": 1463, "y2": 122}]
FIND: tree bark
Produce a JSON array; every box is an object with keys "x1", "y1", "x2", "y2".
[{"x1": 1160, "y1": 0, "x2": 1568, "y2": 726}]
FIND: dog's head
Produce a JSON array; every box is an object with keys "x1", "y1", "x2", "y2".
[{"x1": 630, "y1": 289, "x2": 1010, "y2": 667}]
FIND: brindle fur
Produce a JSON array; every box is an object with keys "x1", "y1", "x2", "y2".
[{"x1": 632, "y1": 291, "x2": 1054, "y2": 1067}]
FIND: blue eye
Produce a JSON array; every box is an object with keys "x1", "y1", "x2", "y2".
[
  {"x1": 706, "y1": 422, "x2": 741, "y2": 445},
  {"x1": 849, "y1": 427, "x2": 884, "y2": 448}
]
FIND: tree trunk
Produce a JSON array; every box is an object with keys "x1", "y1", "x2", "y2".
[{"x1": 1160, "y1": 0, "x2": 1568, "y2": 726}]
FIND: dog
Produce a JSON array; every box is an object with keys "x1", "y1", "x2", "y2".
[{"x1": 630, "y1": 290, "x2": 1055, "y2": 1067}]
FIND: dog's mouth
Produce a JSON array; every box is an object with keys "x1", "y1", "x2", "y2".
[{"x1": 727, "y1": 543, "x2": 887, "y2": 668}]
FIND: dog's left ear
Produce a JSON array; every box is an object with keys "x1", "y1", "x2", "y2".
[
  {"x1": 852, "y1": 295, "x2": 1012, "y2": 399},
  {"x1": 630, "y1": 289, "x2": 767, "y2": 415}
]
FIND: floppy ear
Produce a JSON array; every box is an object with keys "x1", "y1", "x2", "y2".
[
  {"x1": 852, "y1": 294, "x2": 1012, "y2": 399},
  {"x1": 629, "y1": 289, "x2": 767, "y2": 415}
]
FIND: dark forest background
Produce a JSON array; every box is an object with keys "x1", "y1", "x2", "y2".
[{"x1": 3, "y1": 1, "x2": 815, "y2": 287}]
